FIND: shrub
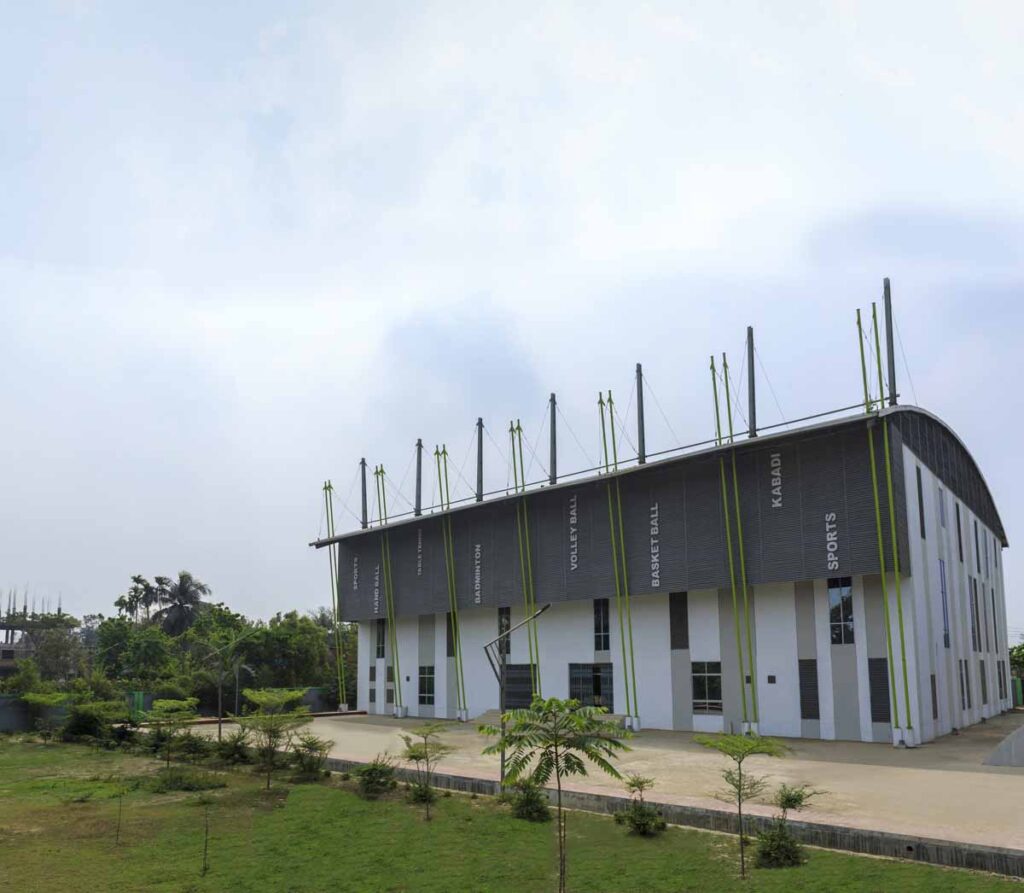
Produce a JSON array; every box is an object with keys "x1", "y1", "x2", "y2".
[
  {"x1": 149, "y1": 767, "x2": 227, "y2": 793},
  {"x1": 509, "y1": 780, "x2": 551, "y2": 823},
  {"x1": 755, "y1": 821, "x2": 804, "y2": 868},
  {"x1": 356, "y1": 754, "x2": 398, "y2": 799},
  {"x1": 614, "y1": 801, "x2": 667, "y2": 836},
  {"x1": 613, "y1": 773, "x2": 666, "y2": 837},
  {"x1": 216, "y1": 728, "x2": 251, "y2": 764},
  {"x1": 408, "y1": 784, "x2": 436, "y2": 805},
  {"x1": 179, "y1": 731, "x2": 214, "y2": 763},
  {"x1": 63, "y1": 700, "x2": 129, "y2": 741},
  {"x1": 292, "y1": 733, "x2": 332, "y2": 780}
]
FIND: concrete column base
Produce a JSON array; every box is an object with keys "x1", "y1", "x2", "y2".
[
  {"x1": 457, "y1": 709, "x2": 469, "y2": 722},
  {"x1": 742, "y1": 721, "x2": 759, "y2": 736},
  {"x1": 338, "y1": 703, "x2": 349, "y2": 713},
  {"x1": 892, "y1": 726, "x2": 919, "y2": 748},
  {"x1": 623, "y1": 715, "x2": 642, "y2": 731},
  {"x1": 393, "y1": 705, "x2": 409, "y2": 718}
]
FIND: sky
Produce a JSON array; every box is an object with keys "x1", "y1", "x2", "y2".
[{"x1": 1, "y1": 2, "x2": 1022, "y2": 640}]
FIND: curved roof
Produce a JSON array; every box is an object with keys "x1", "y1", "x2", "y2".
[{"x1": 883, "y1": 405, "x2": 1007, "y2": 547}]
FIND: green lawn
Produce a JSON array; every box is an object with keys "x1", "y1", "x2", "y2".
[{"x1": 0, "y1": 739, "x2": 1016, "y2": 892}]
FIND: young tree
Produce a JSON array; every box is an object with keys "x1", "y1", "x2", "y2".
[
  {"x1": 695, "y1": 733, "x2": 788, "y2": 879},
  {"x1": 614, "y1": 773, "x2": 666, "y2": 836},
  {"x1": 400, "y1": 722, "x2": 455, "y2": 820},
  {"x1": 482, "y1": 697, "x2": 630, "y2": 893},
  {"x1": 21, "y1": 691, "x2": 68, "y2": 742},
  {"x1": 147, "y1": 698, "x2": 199, "y2": 768},
  {"x1": 234, "y1": 688, "x2": 311, "y2": 789}
]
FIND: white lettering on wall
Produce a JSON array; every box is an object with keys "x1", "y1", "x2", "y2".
[
  {"x1": 770, "y1": 453, "x2": 782, "y2": 508},
  {"x1": 473, "y1": 544, "x2": 482, "y2": 604},
  {"x1": 416, "y1": 528, "x2": 423, "y2": 577},
  {"x1": 650, "y1": 502, "x2": 661, "y2": 588},
  {"x1": 373, "y1": 563, "x2": 381, "y2": 614},
  {"x1": 352, "y1": 556, "x2": 359, "y2": 591},
  {"x1": 568, "y1": 495, "x2": 579, "y2": 571},
  {"x1": 825, "y1": 512, "x2": 840, "y2": 571}
]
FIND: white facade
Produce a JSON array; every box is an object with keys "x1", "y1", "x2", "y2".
[{"x1": 357, "y1": 443, "x2": 1012, "y2": 743}]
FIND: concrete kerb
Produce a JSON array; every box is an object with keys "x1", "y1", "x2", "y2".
[{"x1": 324, "y1": 756, "x2": 1024, "y2": 878}]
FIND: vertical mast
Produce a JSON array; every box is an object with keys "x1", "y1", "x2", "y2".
[
  {"x1": 636, "y1": 363, "x2": 646, "y2": 464},
  {"x1": 359, "y1": 458, "x2": 368, "y2": 529},
  {"x1": 476, "y1": 418, "x2": 484, "y2": 502},
  {"x1": 884, "y1": 278, "x2": 897, "y2": 406},
  {"x1": 549, "y1": 393, "x2": 557, "y2": 485},
  {"x1": 414, "y1": 439, "x2": 423, "y2": 517},
  {"x1": 747, "y1": 326, "x2": 757, "y2": 438}
]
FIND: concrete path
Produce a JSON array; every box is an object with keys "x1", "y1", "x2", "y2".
[{"x1": 209, "y1": 708, "x2": 1024, "y2": 850}]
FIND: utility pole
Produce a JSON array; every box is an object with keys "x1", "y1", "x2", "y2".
[
  {"x1": 549, "y1": 393, "x2": 557, "y2": 485},
  {"x1": 636, "y1": 363, "x2": 646, "y2": 464},
  {"x1": 747, "y1": 326, "x2": 757, "y2": 438}
]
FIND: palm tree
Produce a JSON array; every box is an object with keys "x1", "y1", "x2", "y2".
[
  {"x1": 482, "y1": 697, "x2": 630, "y2": 893},
  {"x1": 154, "y1": 571, "x2": 211, "y2": 636}
]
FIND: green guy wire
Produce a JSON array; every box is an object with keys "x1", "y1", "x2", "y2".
[
  {"x1": 723, "y1": 355, "x2": 758, "y2": 724},
  {"x1": 510, "y1": 423, "x2": 538, "y2": 694},
  {"x1": 516, "y1": 420, "x2": 542, "y2": 694},
  {"x1": 437, "y1": 446, "x2": 467, "y2": 713},
  {"x1": 872, "y1": 303, "x2": 913, "y2": 730},
  {"x1": 377, "y1": 466, "x2": 403, "y2": 709},
  {"x1": 599, "y1": 393, "x2": 632, "y2": 718},
  {"x1": 711, "y1": 357, "x2": 748, "y2": 724},
  {"x1": 323, "y1": 481, "x2": 347, "y2": 708},
  {"x1": 608, "y1": 391, "x2": 640, "y2": 717},
  {"x1": 857, "y1": 311, "x2": 901, "y2": 729}
]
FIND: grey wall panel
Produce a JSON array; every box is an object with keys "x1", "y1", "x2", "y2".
[
  {"x1": 671, "y1": 649, "x2": 694, "y2": 731},
  {"x1": 795, "y1": 581, "x2": 817, "y2": 658},
  {"x1": 831, "y1": 645, "x2": 861, "y2": 741},
  {"x1": 335, "y1": 410, "x2": 989, "y2": 621},
  {"x1": 719, "y1": 588, "x2": 744, "y2": 732}
]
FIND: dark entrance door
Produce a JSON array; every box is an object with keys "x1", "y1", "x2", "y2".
[{"x1": 503, "y1": 664, "x2": 537, "y2": 708}]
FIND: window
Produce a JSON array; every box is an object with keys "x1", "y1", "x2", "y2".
[
  {"x1": 569, "y1": 663, "x2": 613, "y2": 710},
  {"x1": 969, "y1": 579, "x2": 981, "y2": 652},
  {"x1": 974, "y1": 520, "x2": 981, "y2": 573},
  {"x1": 938, "y1": 558, "x2": 950, "y2": 648},
  {"x1": 386, "y1": 688, "x2": 394, "y2": 704},
  {"x1": 799, "y1": 659, "x2": 819, "y2": 720},
  {"x1": 916, "y1": 466, "x2": 926, "y2": 539},
  {"x1": 998, "y1": 662, "x2": 1008, "y2": 701},
  {"x1": 692, "y1": 661, "x2": 722, "y2": 714},
  {"x1": 369, "y1": 665, "x2": 376, "y2": 683},
  {"x1": 938, "y1": 487, "x2": 947, "y2": 528},
  {"x1": 386, "y1": 665, "x2": 394, "y2": 683},
  {"x1": 669, "y1": 592, "x2": 689, "y2": 650},
  {"x1": 930, "y1": 674, "x2": 938, "y2": 720},
  {"x1": 955, "y1": 504, "x2": 964, "y2": 563},
  {"x1": 958, "y1": 661, "x2": 967, "y2": 711},
  {"x1": 990, "y1": 589, "x2": 998, "y2": 654},
  {"x1": 376, "y1": 618, "x2": 386, "y2": 659},
  {"x1": 418, "y1": 666, "x2": 435, "y2": 705},
  {"x1": 498, "y1": 606, "x2": 511, "y2": 656},
  {"x1": 984, "y1": 533, "x2": 990, "y2": 578},
  {"x1": 369, "y1": 688, "x2": 376, "y2": 704},
  {"x1": 593, "y1": 599, "x2": 610, "y2": 651},
  {"x1": 984, "y1": 588, "x2": 991, "y2": 652},
  {"x1": 828, "y1": 577, "x2": 854, "y2": 645},
  {"x1": 964, "y1": 661, "x2": 972, "y2": 709},
  {"x1": 868, "y1": 657, "x2": 891, "y2": 723},
  {"x1": 980, "y1": 661, "x2": 988, "y2": 705}
]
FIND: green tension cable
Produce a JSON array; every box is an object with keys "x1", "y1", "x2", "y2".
[
  {"x1": 510, "y1": 423, "x2": 537, "y2": 694},
  {"x1": 723, "y1": 355, "x2": 758, "y2": 724},
  {"x1": 516, "y1": 420, "x2": 541, "y2": 694},
  {"x1": 599, "y1": 393, "x2": 632, "y2": 718},
  {"x1": 608, "y1": 391, "x2": 640, "y2": 718},
  {"x1": 872, "y1": 304, "x2": 912, "y2": 731},
  {"x1": 323, "y1": 481, "x2": 347, "y2": 709},
  {"x1": 442, "y1": 446, "x2": 468, "y2": 714},
  {"x1": 378, "y1": 466, "x2": 403, "y2": 710},
  {"x1": 711, "y1": 357, "x2": 748, "y2": 724},
  {"x1": 857, "y1": 311, "x2": 901, "y2": 729}
]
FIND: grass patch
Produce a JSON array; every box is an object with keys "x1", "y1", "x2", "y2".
[
  {"x1": 0, "y1": 740, "x2": 1017, "y2": 892},
  {"x1": 148, "y1": 767, "x2": 228, "y2": 794}
]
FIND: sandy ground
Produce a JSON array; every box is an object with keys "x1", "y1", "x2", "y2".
[{"x1": 203, "y1": 708, "x2": 1024, "y2": 850}]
